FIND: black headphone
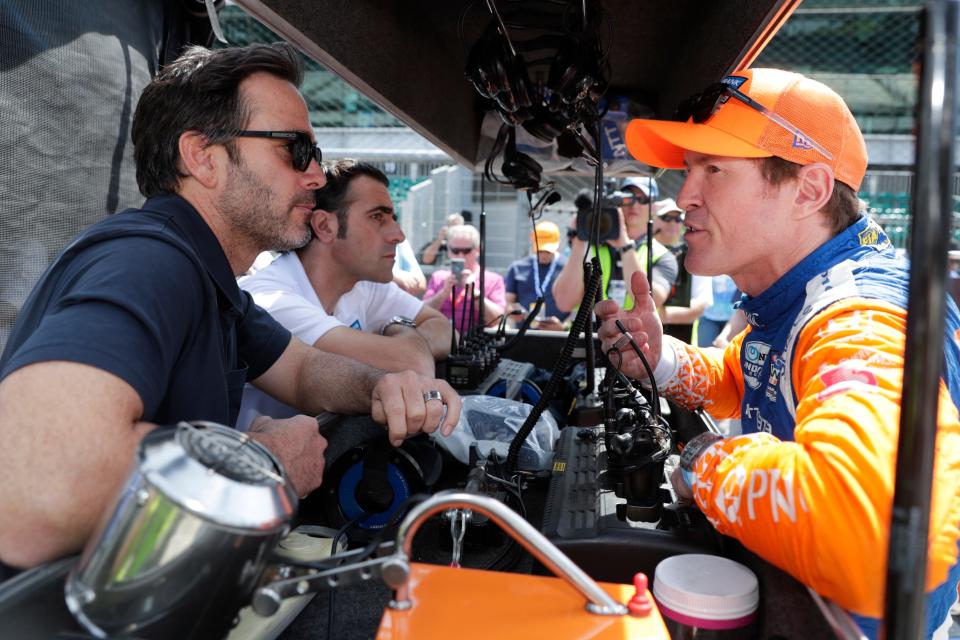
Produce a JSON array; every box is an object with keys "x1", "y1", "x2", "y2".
[
  {"x1": 467, "y1": 1, "x2": 610, "y2": 184},
  {"x1": 494, "y1": 125, "x2": 543, "y2": 191},
  {"x1": 465, "y1": 21, "x2": 534, "y2": 125}
]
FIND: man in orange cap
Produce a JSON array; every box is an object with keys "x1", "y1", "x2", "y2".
[
  {"x1": 504, "y1": 221, "x2": 569, "y2": 331},
  {"x1": 596, "y1": 68, "x2": 960, "y2": 638}
]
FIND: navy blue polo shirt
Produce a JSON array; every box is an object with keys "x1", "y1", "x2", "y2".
[
  {"x1": 503, "y1": 254, "x2": 568, "y2": 321},
  {"x1": 0, "y1": 194, "x2": 291, "y2": 426}
]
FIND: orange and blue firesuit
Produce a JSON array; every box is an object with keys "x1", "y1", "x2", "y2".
[{"x1": 657, "y1": 216, "x2": 960, "y2": 638}]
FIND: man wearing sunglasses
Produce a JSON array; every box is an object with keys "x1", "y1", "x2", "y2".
[
  {"x1": 422, "y1": 224, "x2": 506, "y2": 334},
  {"x1": 237, "y1": 159, "x2": 451, "y2": 429},
  {"x1": 552, "y1": 177, "x2": 678, "y2": 315},
  {"x1": 596, "y1": 68, "x2": 960, "y2": 638},
  {"x1": 651, "y1": 198, "x2": 713, "y2": 345},
  {"x1": 0, "y1": 43, "x2": 461, "y2": 578}
]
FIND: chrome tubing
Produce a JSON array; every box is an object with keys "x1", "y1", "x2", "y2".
[
  {"x1": 390, "y1": 491, "x2": 628, "y2": 616},
  {"x1": 807, "y1": 588, "x2": 869, "y2": 640}
]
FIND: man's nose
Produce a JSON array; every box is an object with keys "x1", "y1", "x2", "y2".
[
  {"x1": 302, "y1": 157, "x2": 326, "y2": 190},
  {"x1": 676, "y1": 175, "x2": 699, "y2": 211},
  {"x1": 386, "y1": 220, "x2": 405, "y2": 244}
]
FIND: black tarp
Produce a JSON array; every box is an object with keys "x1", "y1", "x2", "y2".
[{"x1": 0, "y1": 0, "x2": 217, "y2": 349}]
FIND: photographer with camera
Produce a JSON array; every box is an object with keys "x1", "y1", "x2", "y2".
[
  {"x1": 422, "y1": 224, "x2": 506, "y2": 333},
  {"x1": 552, "y1": 177, "x2": 678, "y2": 314},
  {"x1": 419, "y1": 212, "x2": 467, "y2": 266}
]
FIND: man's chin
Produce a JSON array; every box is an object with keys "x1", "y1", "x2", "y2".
[
  {"x1": 683, "y1": 254, "x2": 719, "y2": 277},
  {"x1": 271, "y1": 231, "x2": 312, "y2": 253},
  {"x1": 373, "y1": 268, "x2": 394, "y2": 284}
]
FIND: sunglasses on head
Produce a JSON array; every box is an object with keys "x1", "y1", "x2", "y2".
[
  {"x1": 233, "y1": 130, "x2": 323, "y2": 171},
  {"x1": 673, "y1": 82, "x2": 833, "y2": 160},
  {"x1": 449, "y1": 246, "x2": 475, "y2": 255}
]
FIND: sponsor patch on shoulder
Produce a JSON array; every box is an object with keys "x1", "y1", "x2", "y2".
[
  {"x1": 858, "y1": 220, "x2": 891, "y2": 249},
  {"x1": 816, "y1": 365, "x2": 878, "y2": 402}
]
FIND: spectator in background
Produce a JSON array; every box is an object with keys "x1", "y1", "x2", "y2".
[
  {"x1": 653, "y1": 197, "x2": 713, "y2": 343},
  {"x1": 423, "y1": 224, "x2": 506, "y2": 333},
  {"x1": 711, "y1": 308, "x2": 748, "y2": 350},
  {"x1": 420, "y1": 211, "x2": 466, "y2": 266},
  {"x1": 394, "y1": 238, "x2": 426, "y2": 296},
  {"x1": 696, "y1": 273, "x2": 745, "y2": 434},
  {"x1": 696, "y1": 274, "x2": 742, "y2": 348},
  {"x1": 563, "y1": 218, "x2": 578, "y2": 258},
  {"x1": 504, "y1": 221, "x2": 568, "y2": 331},
  {"x1": 553, "y1": 177, "x2": 678, "y2": 314},
  {"x1": 948, "y1": 250, "x2": 960, "y2": 309},
  {"x1": 949, "y1": 250, "x2": 960, "y2": 279}
]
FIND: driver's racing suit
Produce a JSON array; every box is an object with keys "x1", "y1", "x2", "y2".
[{"x1": 651, "y1": 216, "x2": 960, "y2": 636}]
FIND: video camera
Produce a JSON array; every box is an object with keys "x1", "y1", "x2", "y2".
[{"x1": 574, "y1": 180, "x2": 633, "y2": 243}]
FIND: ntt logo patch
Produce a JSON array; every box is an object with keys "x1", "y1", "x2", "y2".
[{"x1": 743, "y1": 341, "x2": 771, "y2": 390}]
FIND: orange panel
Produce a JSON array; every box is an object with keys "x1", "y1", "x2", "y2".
[
  {"x1": 376, "y1": 563, "x2": 670, "y2": 640},
  {"x1": 736, "y1": 0, "x2": 804, "y2": 70}
]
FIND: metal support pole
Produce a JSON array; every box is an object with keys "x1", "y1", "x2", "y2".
[{"x1": 883, "y1": 1, "x2": 959, "y2": 637}]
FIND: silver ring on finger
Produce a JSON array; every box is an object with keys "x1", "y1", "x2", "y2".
[{"x1": 423, "y1": 389, "x2": 443, "y2": 403}]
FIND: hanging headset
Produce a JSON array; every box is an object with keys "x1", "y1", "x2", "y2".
[
  {"x1": 482, "y1": 123, "x2": 542, "y2": 191},
  {"x1": 464, "y1": 0, "x2": 611, "y2": 182},
  {"x1": 501, "y1": 126, "x2": 543, "y2": 191},
  {"x1": 464, "y1": 13, "x2": 534, "y2": 126}
]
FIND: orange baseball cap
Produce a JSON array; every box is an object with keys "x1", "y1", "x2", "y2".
[
  {"x1": 531, "y1": 221, "x2": 561, "y2": 253},
  {"x1": 625, "y1": 68, "x2": 868, "y2": 191}
]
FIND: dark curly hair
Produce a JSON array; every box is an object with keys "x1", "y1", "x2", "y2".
[
  {"x1": 132, "y1": 42, "x2": 303, "y2": 197},
  {"x1": 314, "y1": 160, "x2": 389, "y2": 238}
]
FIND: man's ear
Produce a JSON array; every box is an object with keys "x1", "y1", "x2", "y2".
[
  {"x1": 311, "y1": 209, "x2": 338, "y2": 242},
  {"x1": 177, "y1": 131, "x2": 222, "y2": 189},
  {"x1": 793, "y1": 163, "x2": 834, "y2": 219}
]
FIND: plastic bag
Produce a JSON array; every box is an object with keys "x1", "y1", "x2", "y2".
[{"x1": 431, "y1": 395, "x2": 559, "y2": 471}]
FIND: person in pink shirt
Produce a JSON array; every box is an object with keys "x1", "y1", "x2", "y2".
[{"x1": 423, "y1": 224, "x2": 505, "y2": 334}]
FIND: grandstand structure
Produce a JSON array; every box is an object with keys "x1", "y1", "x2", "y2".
[{"x1": 222, "y1": 0, "x2": 955, "y2": 259}]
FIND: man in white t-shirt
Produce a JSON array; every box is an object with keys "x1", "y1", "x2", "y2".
[{"x1": 238, "y1": 160, "x2": 452, "y2": 429}]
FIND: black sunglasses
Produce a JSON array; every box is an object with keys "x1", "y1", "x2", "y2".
[
  {"x1": 449, "y1": 246, "x2": 475, "y2": 255},
  {"x1": 673, "y1": 82, "x2": 833, "y2": 160},
  {"x1": 660, "y1": 215, "x2": 683, "y2": 223},
  {"x1": 233, "y1": 130, "x2": 323, "y2": 171},
  {"x1": 621, "y1": 193, "x2": 651, "y2": 206}
]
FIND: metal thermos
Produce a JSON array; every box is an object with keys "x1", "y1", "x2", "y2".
[{"x1": 65, "y1": 421, "x2": 297, "y2": 639}]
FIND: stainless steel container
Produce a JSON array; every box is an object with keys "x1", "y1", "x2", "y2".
[{"x1": 65, "y1": 421, "x2": 297, "y2": 639}]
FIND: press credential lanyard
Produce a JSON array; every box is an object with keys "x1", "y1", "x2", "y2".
[{"x1": 532, "y1": 254, "x2": 560, "y2": 299}]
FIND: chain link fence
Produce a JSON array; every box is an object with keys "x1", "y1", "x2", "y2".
[
  {"x1": 757, "y1": 2, "x2": 921, "y2": 136},
  {"x1": 755, "y1": 1, "x2": 960, "y2": 249}
]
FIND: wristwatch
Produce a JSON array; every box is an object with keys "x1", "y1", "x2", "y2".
[
  {"x1": 679, "y1": 432, "x2": 724, "y2": 472},
  {"x1": 380, "y1": 315, "x2": 417, "y2": 335},
  {"x1": 619, "y1": 239, "x2": 638, "y2": 254}
]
